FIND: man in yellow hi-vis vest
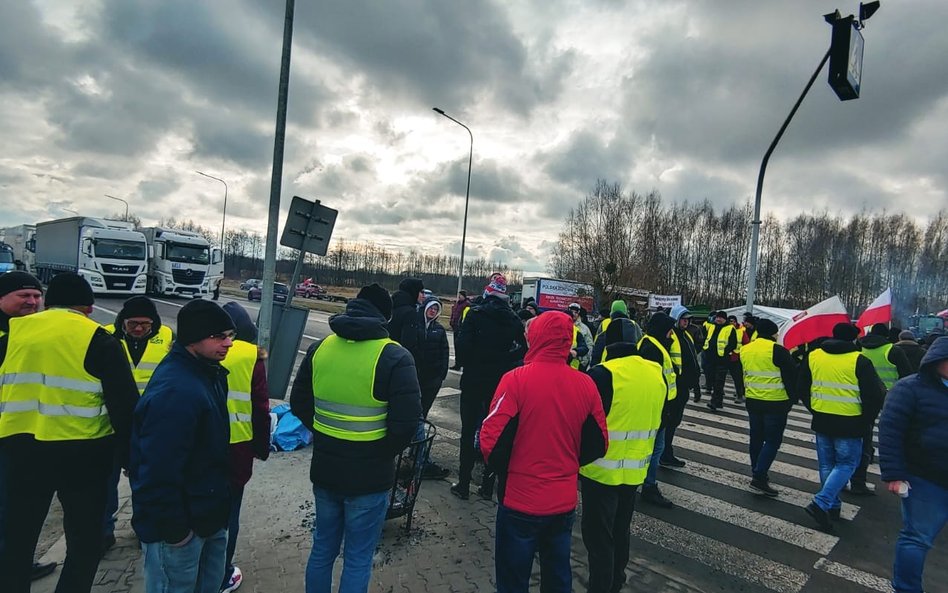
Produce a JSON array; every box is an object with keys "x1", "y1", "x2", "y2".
[
  {"x1": 581, "y1": 333, "x2": 667, "y2": 593},
  {"x1": 220, "y1": 302, "x2": 271, "y2": 593},
  {"x1": 0, "y1": 273, "x2": 138, "y2": 593},
  {"x1": 637, "y1": 312, "x2": 679, "y2": 508},
  {"x1": 290, "y1": 283, "x2": 421, "y2": 592},
  {"x1": 704, "y1": 311, "x2": 737, "y2": 411},
  {"x1": 800, "y1": 322, "x2": 885, "y2": 533}
]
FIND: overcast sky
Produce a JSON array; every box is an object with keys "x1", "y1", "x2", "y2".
[{"x1": 1, "y1": 1, "x2": 945, "y2": 273}]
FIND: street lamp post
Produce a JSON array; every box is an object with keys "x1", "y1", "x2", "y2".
[
  {"x1": 433, "y1": 107, "x2": 473, "y2": 297},
  {"x1": 103, "y1": 194, "x2": 129, "y2": 220},
  {"x1": 196, "y1": 171, "x2": 228, "y2": 250}
]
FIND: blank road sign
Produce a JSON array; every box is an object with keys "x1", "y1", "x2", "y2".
[{"x1": 279, "y1": 195, "x2": 338, "y2": 256}]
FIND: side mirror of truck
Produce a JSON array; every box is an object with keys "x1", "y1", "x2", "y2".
[
  {"x1": 26, "y1": 239, "x2": 35, "y2": 253},
  {"x1": 148, "y1": 245, "x2": 154, "y2": 259},
  {"x1": 212, "y1": 248, "x2": 223, "y2": 265},
  {"x1": 82, "y1": 239, "x2": 94, "y2": 257}
]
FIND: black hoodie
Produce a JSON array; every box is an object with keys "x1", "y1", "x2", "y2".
[
  {"x1": 455, "y1": 295, "x2": 526, "y2": 395},
  {"x1": 388, "y1": 279, "x2": 425, "y2": 362},
  {"x1": 112, "y1": 296, "x2": 164, "y2": 366},
  {"x1": 638, "y1": 313, "x2": 676, "y2": 369},
  {"x1": 858, "y1": 334, "x2": 913, "y2": 380}
]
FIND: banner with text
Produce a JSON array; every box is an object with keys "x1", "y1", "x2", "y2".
[
  {"x1": 648, "y1": 294, "x2": 682, "y2": 310},
  {"x1": 536, "y1": 279, "x2": 595, "y2": 312}
]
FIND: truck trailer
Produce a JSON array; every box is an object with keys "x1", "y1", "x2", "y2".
[
  {"x1": 33, "y1": 217, "x2": 148, "y2": 294},
  {"x1": 520, "y1": 276, "x2": 596, "y2": 313},
  {"x1": 140, "y1": 227, "x2": 222, "y2": 298},
  {"x1": 0, "y1": 224, "x2": 36, "y2": 273}
]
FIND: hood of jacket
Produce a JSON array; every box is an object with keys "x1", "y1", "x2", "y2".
[
  {"x1": 858, "y1": 334, "x2": 890, "y2": 350},
  {"x1": 646, "y1": 312, "x2": 675, "y2": 346},
  {"x1": 525, "y1": 311, "x2": 573, "y2": 364},
  {"x1": 391, "y1": 289, "x2": 418, "y2": 312},
  {"x1": 328, "y1": 298, "x2": 390, "y2": 341},
  {"x1": 919, "y1": 336, "x2": 948, "y2": 375},
  {"x1": 423, "y1": 297, "x2": 442, "y2": 327},
  {"x1": 113, "y1": 296, "x2": 162, "y2": 341},
  {"x1": 819, "y1": 338, "x2": 861, "y2": 355},
  {"x1": 221, "y1": 301, "x2": 257, "y2": 343}
]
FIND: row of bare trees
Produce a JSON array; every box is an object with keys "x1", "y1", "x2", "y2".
[{"x1": 550, "y1": 181, "x2": 948, "y2": 323}]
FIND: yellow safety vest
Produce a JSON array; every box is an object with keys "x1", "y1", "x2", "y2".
[
  {"x1": 735, "y1": 326, "x2": 745, "y2": 354},
  {"x1": 742, "y1": 339, "x2": 789, "y2": 402},
  {"x1": 105, "y1": 324, "x2": 173, "y2": 394},
  {"x1": 461, "y1": 307, "x2": 471, "y2": 323},
  {"x1": 570, "y1": 326, "x2": 581, "y2": 369},
  {"x1": 580, "y1": 355, "x2": 665, "y2": 486},
  {"x1": 0, "y1": 308, "x2": 113, "y2": 441},
  {"x1": 809, "y1": 350, "x2": 862, "y2": 417},
  {"x1": 669, "y1": 329, "x2": 693, "y2": 369},
  {"x1": 860, "y1": 344, "x2": 898, "y2": 390},
  {"x1": 222, "y1": 340, "x2": 258, "y2": 444},
  {"x1": 638, "y1": 335, "x2": 678, "y2": 402},
  {"x1": 596, "y1": 318, "x2": 613, "y2": 340},
  {"x1": 311, "y1": 335, "x2": 395, "y2": 442},
  {"x1": 704, "y1": 324, "x2": 734, "y2": 357}
]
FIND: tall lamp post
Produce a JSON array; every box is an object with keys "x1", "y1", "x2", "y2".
[
  {"x1": 433, "y1": 107, "x2": 473, "y2": 297},
  {"x1": 745, "y1": 2, "x2": 880, "y2": 313},
  {"x1": 103, "y1": 194, "x2": 129, "y2": 220},
  {"x1": 196, "y1": 171, "x2": 228, "y2": 250}
]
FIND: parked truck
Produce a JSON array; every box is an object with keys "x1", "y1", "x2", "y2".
[
  {"x1": 0, "y1": 242, "x2": 15, "y2": 274},
  {"x1": 140, "y1": 227, "x2": 222, "y2": 298},
  {"x1": 0, "y1": 224, "x2": 36, "y2": 273},
  {"x1": 33, "y1": 217, "x2": 148, "y2": 294},
  {"x1": 520, "y1": 276, "x2": 596, "y2": 312}
]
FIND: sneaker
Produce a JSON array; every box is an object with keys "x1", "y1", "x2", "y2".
[
  {"x1": 221, "y1": 566, "x2": 243, "y2": 593},
  {"x1": 31, "y1": 561, "x2": 56, "y2": 581},
  {"x1": 750, "y1": 478, "x2": 779, "y2": 497},
  {"x1": 848, "y1": 482, "x2": 876, "y2": 496},
  {"x1": 828, "y1": 507, "x2": 842, "y2": 521},
  {"x1": 420, "y1": 462, "x2": 450, "y2": 480},
  {"x1": 450, "y1": 483, "x2": 470, "y2": 500},
  {"x1": 659, "y1": 456, "x2": 686, "y2": 468},
  {"x1": 476, "y1": 483, "x2": 494, "y2": 501},
  {"x1": 705, "y1": 403, "x2": 719, "y2": 412},
  {"x1": 641, "y1": 486, "x2": 674, "y2": 509},
  {"x1": 735, "y1": 396, "x2": 745, "y2": 403},
  {"x1": 805, "y1": 502, "x2": 835, "y2": 533}
]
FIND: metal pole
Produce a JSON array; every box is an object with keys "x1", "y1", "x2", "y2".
[
  {"x1": 103, "y1": 194, "x2": 129, "y2": 220},
  {"x1": 433, "y1": 108, "x2": 473, "y2": 296},
  {"x1": 745, "y1": 47, "x2": 832, "y2": 313},
  {"x1": 259, "y1": 0, "x2": 295, "y2": 354},
  {"x1": 195, "y1": 171, "x2": 228, "y2": 250}
]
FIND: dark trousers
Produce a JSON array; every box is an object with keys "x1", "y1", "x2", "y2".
[
  {"x1": 420, "y1": 381, "x2": 441, "y2": 418},
  {"x1": 701, "y1": 351, "x2": 713, "y2": 392},
  {"x1": 224, "y1": 485, "x2": 245, "y2": 582},
  {"x1": 0, "y1": 438, "x2": 113, "y2": 593},
  {"x1": 851, "y1": 419, "x2": 877, "y2": 486},
  {"x1": 496, "y1": 505, "x2": 574, "y2": 593},
  {"x1": 748, "y1": 411, "x2": 788, "y2": 481},
  {"x1": 102, "y1": 461, "x2": 122, "y2": 537},
  {"x1": 580, "y1": 477, "x2": 638, "y2": 593},
  {"x1": 458, "y1": 389, "x2": 495, "y2": 491},
  {"x1": 710, "y1": 358, "x2": 728, "y2": 407},
  {"x1": 451, "y1": 332, "x2": 462, "y2": 369},
  {"x1": 662, "y1": 388, "x2": 690, "y2": 460},
  {"x1": 728, "y1": 359, "x2": 745, "y2": 398}
]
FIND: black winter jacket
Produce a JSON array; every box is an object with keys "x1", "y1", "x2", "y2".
[
  {"x1": 388, "y1": 289, "x2": 424, "y2": 363},
  {"x1": 879, "y1": 337, "x2": 948, "y2": 488},
  {"x1": 858, "y1": 334, "x2": 913, "y2": 380},
  {"x1": 290, "y1": 298, "x2": 422, "y2": 495},
  {"x1": 456, "y1": 295, "x2": 526, "y2": 396},
  {"x1": 417, "y1": 315, "x2": 449, "y2": 388}
]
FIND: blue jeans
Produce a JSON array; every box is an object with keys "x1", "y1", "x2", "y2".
[
  {"x1": 644, "y1": 428, "x2": 666, "y2": 487},
  {"x1": 103, "y1": 462, "x2": 121, "y2": 537},
  {"x1": 813, "y1": 434, "x2": 862, "y2": 512},
  {"x1": 495, "y1": 505, "x2": 574, "y2": 593},
  {"x1": 893, "y1": 475, "x2": 948, "y2": 593},
  {"x1": 748, "y1": 411, "x2": 787, "y2": 481},
  {"x1": 142, "y1": 528, "x2": 228, "y2": 593},
  {"x1": 305, "y1": 487, "x2": 389, "y2": 593}
]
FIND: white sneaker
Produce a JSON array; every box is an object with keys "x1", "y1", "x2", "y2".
[{"x1": 221, "y1": 566, "x2": 242, "y2": 593}]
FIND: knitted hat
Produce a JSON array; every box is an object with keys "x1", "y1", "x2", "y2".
[
  {"x1": 756, "y1": 318, "x2": 779, "y2": 338},
  {"x1": 610, "y1": 300, "x2": 628, "y2": 315},
  {"x1": 0, "y1": 271, "x2": 43, "y2": 297},
  {"x1": 870, "y1": 323, "x2": 889, "y2": 337},
  {"x1": 45, "y1": 272, "x2": 94, "y2": 307},
  {"x1": 484, "y1": 273, "x2": 508, "y2": 299},
  {"x1": 714, "y1": 310, "x2": 728, "y2": 320},
  {"x1": 397, "y1": 278, "x2": 424, "y2": 299},
  {"x1": 898, "y1": 330, "x2": 916, "y2": 341},
  {"x1": 832, "y1": 322, "x2": 860, "y2": 342},
  {"x1": 357, "y1": 283, "x2": 393, "y2": 320},
  {"x1": 177, "y1": 300, "x2": 235, "y2": 345},
  {"x1": 119, "y1": 296, "x2": 160, "y2": 322}
]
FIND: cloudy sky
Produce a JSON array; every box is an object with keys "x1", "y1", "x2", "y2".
[{"x1": 1, "y1": 1, "x2": 945, "y2": 273}]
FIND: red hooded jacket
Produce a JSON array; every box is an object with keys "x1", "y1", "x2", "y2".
[{"x1": 479, "y1": 311, "x2": 608, "y2": 516}]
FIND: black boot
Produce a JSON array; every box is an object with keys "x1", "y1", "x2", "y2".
[{"x1": 641, "y1": 485, "x2": 674, "y2": 508}]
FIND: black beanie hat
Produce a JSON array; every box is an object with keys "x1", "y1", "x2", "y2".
[
  {"x1": 870, "y1": 323, "x2": 889, "y2": 337},
  {"x1": 177, "y1": 300, "x2": 235, "y2": 345},
  {"x1": 119, "y1": 296, "x2": 160, "y2": 323},
  {"x1": 357, "y1": 283, "x2": 393, "y2": 320},
  {"x1": 832, "y1": 322, "x2": 860, "y2": 342},
  {"x1": 45, "y1": 273, "x2": 94, "y2": 307},
  {"x1": 0, "y1": 271, "x2": 43, "y2": 298},
  {"x1": 397, "y1": 277, "x2": 424, "y2": 298},
  {"x1": 715, "y1": 310, "x2": 727, "y2": 320},
  {"x1": 756, "y1": 318, "x2": 779, "y2": 338}
]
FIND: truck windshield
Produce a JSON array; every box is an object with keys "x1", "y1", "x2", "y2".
[
  {"x1": 0, "y1": 252, "x2": 13, "y2": 264},
  {"x1": 167, "y1": 242, "x2": 210, "y2": 264},
  {"x1": 93, "y1": 239, "x2": 146, "y2": 261}
]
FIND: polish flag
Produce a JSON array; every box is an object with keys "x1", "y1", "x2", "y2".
[
  {"x1": 778, "y1": 295, "x2": 850, "y2": 351},
  {"x1": 856, "y1": 288, "x2": 892, "y2": 335}
]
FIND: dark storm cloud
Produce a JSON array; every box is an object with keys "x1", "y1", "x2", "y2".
[
  {"x1": 417, "y1": 158, "x2": 525, "y2": 204},
  {"x1": 538, "y1": 129, "x2": 632, "y2": 188},
  {"x1": 189, "y1": 111, "x2": 272, "y2": 168},
  {"x1": 0, "y1": 3, "x2": 62, "y2": 87},
  {"x1": 137, "y1": 176, "x2": 182, "y2": 202}
]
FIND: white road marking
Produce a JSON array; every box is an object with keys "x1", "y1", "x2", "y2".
[
  {"x1": 683, "y1": 406, "x2": 817, "y2": 443},
  {"x1": 93, "y1": 304, "x2": 118, "y2": 316},
  {"x1": 813, "y1": 558, "x2": 894, "y2": 592},
  {"x1": 677, "y1": 421, "x2": 820, "y2": 462},
  {"x1": 674, "y1": 436, "x2": 817, "y2": 483}
]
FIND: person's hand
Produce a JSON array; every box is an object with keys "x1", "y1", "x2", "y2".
[
  {"x1": 170, "y1": 531, "x2": 194, "y2": 547},
  {"x1": 887, "y1": 481, "x2": 908, "y2": 495},
  {"x1": 570, "y1": 349, "x2": 578, "y2": 359}
]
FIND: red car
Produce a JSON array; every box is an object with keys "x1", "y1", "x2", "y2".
[{"x1": 295, "y1": 280, "x2": 326, "y2": 298}]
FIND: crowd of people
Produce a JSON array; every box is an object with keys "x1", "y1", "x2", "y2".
[{"x1": 0, "y1": 268, "x2": 945, "y2": 593}]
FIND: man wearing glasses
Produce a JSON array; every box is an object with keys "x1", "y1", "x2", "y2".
[
  {"x1": 101, "y1": 297, "x2": 173, "y2": 555},
  {"x1": 129, "y1": 300, "x2": 236, "y2": 593}
]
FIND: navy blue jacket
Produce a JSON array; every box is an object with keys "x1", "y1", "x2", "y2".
[
  {"x1": 879, "y1": 337, "x2": 948, "y2": 489},
  {"x1": 130, "y1": 342, "x2": 231, "y2": 544}
]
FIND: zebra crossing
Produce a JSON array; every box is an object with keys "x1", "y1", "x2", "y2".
[{"x1": 430, "y1": 384, "x2": 896, "y2": 593}]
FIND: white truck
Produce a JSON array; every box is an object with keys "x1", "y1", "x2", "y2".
[
  {"x1": 33, "y1": 217, "x2": 148, "y2": 294},
  {"x1": 140, "y1": 227, "x2": 223, "y2": 298},
  {"x1": 0, "y1": 224, "x2": 36, "y2": 273}
]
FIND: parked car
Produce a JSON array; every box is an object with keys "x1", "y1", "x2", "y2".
[
  {"x1": 239, "y1": 278, "x2": 262, "y2": 291},
  {"x1": 248, "y1": 282, "x2": 289, "y2": 303},
  {"x1": 295, "y1": 279, "x2": 326, "y2": 298}
]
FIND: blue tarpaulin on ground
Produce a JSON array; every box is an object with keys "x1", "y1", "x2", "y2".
[{"x1": 271, "y1": 403, "x2": 313, "y2": 451}]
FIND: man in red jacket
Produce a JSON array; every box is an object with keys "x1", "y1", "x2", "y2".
[{"x1": 480, "y1": 311, "x2": 608, "y2": 593}]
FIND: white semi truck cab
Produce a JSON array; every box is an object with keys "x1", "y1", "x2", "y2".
[{"x1": 141, "y1": 227, "x2": 222, "y2": 298}]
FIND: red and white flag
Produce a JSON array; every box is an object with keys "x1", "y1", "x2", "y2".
[
  {"x1": 856, "y1": 288, "x2": 892, "y2": 335},
  {"x1": 778, "y1": 295, "x2": 850, "y2": 351}
]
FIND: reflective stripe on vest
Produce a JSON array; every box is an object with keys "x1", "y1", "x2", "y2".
[
  {"x1": 580, "y1": 355, "x2": 665, "y2": 486},
  {"x1": 637, "y1": 335, "x2": 677, "y2": 402},
  {"x1": 809, "y1": 349, "x2": 862, "y2": 417},
  {"x1": 0, "y1": 309, "x2": 113, "y2": 441},
  {"x1": 105, "y1": 324, "x2": 173, "y2": 394},
  {"x1": 861, "y1": 343, "x2": 898, "y2": 390},
  {"x1": 741, "y1": 339, "x2": 789, "y2": 402},
  {"x1": 221, "y1": 340, "x2": 257, "y2": 444},
  {"x1": 669, "y1": 330, "x2": 693, "y2": 367},
  {"x1": 311, "y1": 335, "x2": 394, "y2": 442},
  {"x1": 570, "y1": 326, "x2": 580, "y2": 369}
]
